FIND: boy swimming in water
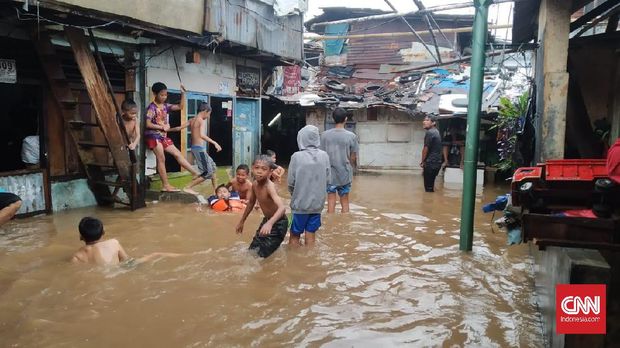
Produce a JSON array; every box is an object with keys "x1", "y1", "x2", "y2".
[
  {"x1": 235, "y1": 155, "x2": 288, "y2": 258},
  {"x1": 71, "y1": 217, "x2": 178, "y2": 265},
  {"x1": 208, "y1": 184, "x2": 246, "y2": 212},
  {"x1": 226, "y1": 164, "x2": 252, "y2": 201}
]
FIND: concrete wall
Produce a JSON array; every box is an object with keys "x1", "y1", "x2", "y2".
[
  {"x1": 305, "y1": 107, "x2": 326, "y2": 132},
  {"x1": 304, "y1": 107, "x2": 424, "y2": 171},
  {"x1": 51, "y1": 179, "x2": 97, "y2": 212},
  {"x1": 355, "y1": 108, "x2": 424, "y2": 171},
  {"x1": 54, "y1": 0, "x2": 205, "y2": 34},
  {"x1": 0, "y1": 172, "x2": 46, "y2": 215},
  {"x1": 146, "y1": 45, "x2": 261, "y2": 97}
]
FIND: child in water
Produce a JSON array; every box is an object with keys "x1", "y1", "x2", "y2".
[
  {"x1": 208, "y1": 185, "x2": 246, "y2": 212},
  {"x1": 235, "y1": 155, "x2": 288, "y2": 258},
  {"x1": 288, "y1": 125, "x2": 331, "y2": 247},
  {"x1": 226, "y1": 164, "x2": 252, "y2": 201},
  {"x1": 265, "y1": 150, "x2": 285, "y2": 183},
  {"x1": 71, "y1": 217, "x2": 179, "y2": 266}
]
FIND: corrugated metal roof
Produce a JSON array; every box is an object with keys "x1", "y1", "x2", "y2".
[
  {"x1": 346, "y1": 18, "x2": 468, "y2": 66},
  {"x1": 206, "y1": 0, "x2": 303, "y2": 61}
]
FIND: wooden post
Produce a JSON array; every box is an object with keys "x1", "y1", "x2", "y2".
[{"x1": 535, "y1": 0, "x2": 570, "y2": 162}]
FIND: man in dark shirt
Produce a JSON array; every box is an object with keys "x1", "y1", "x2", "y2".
[{"x1": 420, "y1": 115, "x2": 443, "y2": 192}]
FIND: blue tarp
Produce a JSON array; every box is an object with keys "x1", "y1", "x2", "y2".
[{"x1": 324, "y1": 23, "x2": 349, "y2": 56}]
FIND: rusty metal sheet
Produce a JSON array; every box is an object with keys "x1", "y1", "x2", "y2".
[
  {"x1": 352, "y1": 69, "x2": 395, "y2": 80},
  {"x1": 347, "y1": 18, "x2": 464, "y2": 66},
  {"x1": 206, "y1": 0, "x2": 303, "y2": 61},
  {"x1": 0, "y1": 172, "x2": 46, "y2": 215}
]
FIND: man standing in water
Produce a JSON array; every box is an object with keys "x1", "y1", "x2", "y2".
[
  {"x1": 420, "y1": 115, "x2": 443, "y2": 192},
  {"x1": 321, "y1": 108, "x2": 358, "y2": 213}
]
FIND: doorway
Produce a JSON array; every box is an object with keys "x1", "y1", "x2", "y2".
[
  {"x1": 0, "y1": 84, "x2": 43, "y2": 172},
  {"x1": 209, "y1": 96, "x2": 233, "y2": 166},
  {"x1": 164, "y1": 91, "x2": 182, "y2": 173}
]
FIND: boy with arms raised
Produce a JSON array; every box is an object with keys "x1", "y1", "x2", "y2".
[
  {"x1": 235, "y1": 155, "x2": 288, "y2": 258},
  {"x1": 145, "y1": 82, "x2": 199, "y2": 192},
  {"x1": 183, "y1": 103, "x2": 222, "y2": 195},
  {"x1": 288, "y1": 125, "x2": 330, "y2": 247}
]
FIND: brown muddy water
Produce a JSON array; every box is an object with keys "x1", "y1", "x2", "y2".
[{"x1": 0, "y1": 173, "x2": 543, "y2": 347}]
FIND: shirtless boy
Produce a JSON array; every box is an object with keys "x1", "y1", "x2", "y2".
[
  {"x1": 183, "y1": 103, "x2": 222, "y2": 194},
  {"x1": 227, "y1": 164, "x2": 252, "y2": 201},
  {"x1": 265, "y1": 150, "x2": 285, "y2": 183},
  {"x1": 235, "y1": 155, "x2": 288, "y2": 258},
  {"x1": 71, "y1": 217, "x2": 178, "y2": 266},
  {"x1": 121, "y1": 99, "x2": 140, "y2": 151}
]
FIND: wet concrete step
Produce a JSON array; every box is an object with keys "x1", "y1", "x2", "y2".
[{"x1": 145, "y1": 190, "x2": 202, "y2": 204}]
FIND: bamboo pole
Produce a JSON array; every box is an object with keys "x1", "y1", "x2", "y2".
[{"x1": 304, "y1": 24, "x2": 512, "y2": 41}]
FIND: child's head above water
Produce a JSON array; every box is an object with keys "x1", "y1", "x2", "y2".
[
  {"x1": 121, "y1": 99, "x2": 138, "y2": 120},
  {"x1": 215, "y1": 184, "x2": 231, "y2": 200},
  {"x1": 252, "y1": 155, "x2": 276, "y2": 182},
  {"x1": 235, "y1": 164, "x2": 250, "y2": 183},
  {"x1": 265, "y1": 150, "x2": 277, "y2": 163},
  {"x1": 79, "y1": 217, "x2": 104, "y2": 244}
]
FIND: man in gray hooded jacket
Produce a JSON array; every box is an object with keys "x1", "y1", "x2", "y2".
[{"x1": 288, "y1": 125, "x2": 331, "y2": 247}]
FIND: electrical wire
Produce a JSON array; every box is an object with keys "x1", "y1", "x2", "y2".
[{"x1": 15, "y1": 7, "x2": 118, "y2": 29}]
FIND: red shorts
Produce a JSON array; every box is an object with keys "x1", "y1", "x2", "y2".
[{"x1": 146, "y1": 137, "x2": 174, "y2": 150}]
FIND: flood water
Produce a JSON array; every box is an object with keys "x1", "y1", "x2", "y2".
[{"x1": 0, "y1": 173, "x2": 543, "y2": 347}]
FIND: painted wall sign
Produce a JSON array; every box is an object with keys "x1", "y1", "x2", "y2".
[
  {"x1": 282, "y1": 65, "x2": 301, "y2": 95},
  {"x1": 236, "y1": 66, "x2": 260, "y2": 96},
  {"x1": 0, "y1": 59, "x2": 17, "y2": 84}
]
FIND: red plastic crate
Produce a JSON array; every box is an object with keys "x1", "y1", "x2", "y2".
[{"x1": 544, "y1": 159, "x2": 608, "y2": 181}]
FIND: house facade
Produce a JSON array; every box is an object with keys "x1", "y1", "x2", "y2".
[{"x1": 0, "y1": 0, "x2": 305, "y2": 215}]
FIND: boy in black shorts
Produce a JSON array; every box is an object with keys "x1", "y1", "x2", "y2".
[{"x1": 235, "y1": 155, "x2": 288, "y2": 258}]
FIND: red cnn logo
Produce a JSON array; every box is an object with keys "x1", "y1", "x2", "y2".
[{"x1": 556, "y1": 284, "x2": 606, "y2": 334}]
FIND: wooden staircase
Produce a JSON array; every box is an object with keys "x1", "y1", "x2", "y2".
[{"x1": 32, "y1": 26, "x2": 144, "y2": 210}]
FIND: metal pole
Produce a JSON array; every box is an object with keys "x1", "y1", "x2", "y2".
[
  {"x1": 383, "y1": 0, "x2": 440, "y2": 63},
  {"x1": 460, "y1": 0, "x2": 491, "y2": 252},
  {"x1": 310, "y1": 0, "x2": 518, "y2": 29},
  {"x1": 413, "y1": 0, "x2": 442, "y2": 63}
]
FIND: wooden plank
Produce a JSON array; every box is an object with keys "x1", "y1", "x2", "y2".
[
  {"x1": 45, "y1": 92, "x2": 67, "y2": 176},
  {"x1": 64, "y1": 27, "x2": 132, "y2": 180}
]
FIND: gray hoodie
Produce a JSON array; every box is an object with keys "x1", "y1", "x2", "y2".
[{"x1": 288, "y1": 125, "x2": 331, "y2": 214}]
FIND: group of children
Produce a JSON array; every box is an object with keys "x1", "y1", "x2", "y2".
[{"x1": 73, "y1": 81, "x2": 359, "y2": 264}]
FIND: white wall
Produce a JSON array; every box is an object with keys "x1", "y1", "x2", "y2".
[
  {"x1": 307, "y1": 107, "x2": 425, "y2": 170},
  {"x1": 55, "y1": 0, "x2": 205, "y2": 34},
  {"x1": 354, "y1": 108, "x2": 424, "y2": 170},
  {"x1": 146, "y1": 45, "x2": 261, "y2": 96}
]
